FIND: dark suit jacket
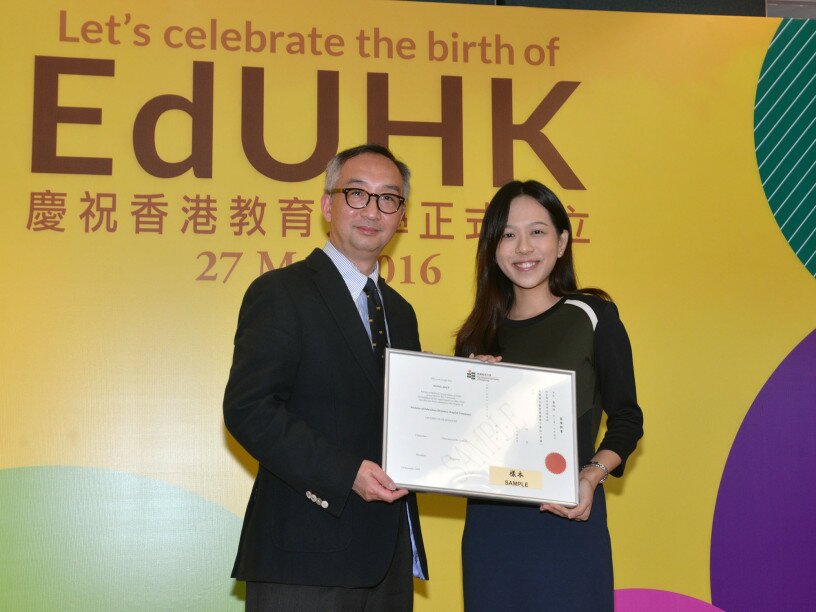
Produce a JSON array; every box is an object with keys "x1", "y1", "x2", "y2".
[{"x1": 224, "y1": 248, "x2": 428, "y2": 587}]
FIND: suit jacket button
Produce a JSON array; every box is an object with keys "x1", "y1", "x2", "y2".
[
  {"x1": 306, "y1": 490, "x2": 312, "y2": 499},
  {"x1": 315, "y1": 497, "x2": 322, "y2": 505},
  {"x1": 321, "y1": 500, "x2": 329, "y2": 509}
]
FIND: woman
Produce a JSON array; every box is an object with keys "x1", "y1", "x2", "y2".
[{"x1": 456, "y1": 180, "x2": 643, "y2": 611}]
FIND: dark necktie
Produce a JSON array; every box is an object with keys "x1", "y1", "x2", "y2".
[{"x1": 363, "y1": 278, "x2": 387, "y2": 373}]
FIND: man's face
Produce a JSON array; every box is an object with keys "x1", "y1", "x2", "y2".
[{"x1": 321, "y1": 153, "x2": 406, "y2": 273}]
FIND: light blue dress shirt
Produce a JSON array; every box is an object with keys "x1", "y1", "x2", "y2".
[{"x1": 322, "y1": 242, "x2": 426, "y2": 580}]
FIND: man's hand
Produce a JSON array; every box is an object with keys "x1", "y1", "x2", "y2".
[{"x1": 352, "y1": 459, "x2": 409, "y2": 503}]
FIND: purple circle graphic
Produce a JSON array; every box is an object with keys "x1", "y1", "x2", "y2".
[
  {"x1": 616, "y1": 589, "x2": 724, "y2": 611},
  {"x1": 711, "y1": 329, "x2": 816, "y2": 611}
]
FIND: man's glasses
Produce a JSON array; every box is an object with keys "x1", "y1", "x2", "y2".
[{"x1": 329, "y1": 188, "x2": 405, "y2": 214}]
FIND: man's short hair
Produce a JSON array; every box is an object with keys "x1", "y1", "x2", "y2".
[{"x1": 324, "y1": 144, "x2": 411, "y2": 199}]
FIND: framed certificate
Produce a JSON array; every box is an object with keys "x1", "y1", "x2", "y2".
[{"x1": 383, "y1": 349, "x2": 579, "y2": 506}]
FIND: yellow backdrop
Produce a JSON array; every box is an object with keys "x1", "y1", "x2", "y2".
[{"x1": 2, "y1": 1, "x2": 815, "y2": 610}]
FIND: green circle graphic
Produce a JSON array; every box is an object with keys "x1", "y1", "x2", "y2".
[
  {"x1": 755, "y1": 18, "x2": 816, "y2": 278},
  {"x1": 0, "y1": 467, "x2": 244, "y2": 611}
]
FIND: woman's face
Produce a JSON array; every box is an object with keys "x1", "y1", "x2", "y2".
[{"x1": 495, "y1": 195, "x2": 568, "y2": 295}]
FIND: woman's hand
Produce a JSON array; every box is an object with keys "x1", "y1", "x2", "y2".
[
  {"x1": 539, "y1": 451, "x2": 620, "y2": 521},
  {"x1": 469, "y1": 353, "x2": 503, "y2": 363},
  {"x1": 539, "y1": 477, "x2": 595, "y2": 521}
]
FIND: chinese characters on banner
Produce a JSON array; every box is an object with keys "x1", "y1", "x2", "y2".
[{"x1": 26, "y1": 189, "x2": 591, "y2": 283}]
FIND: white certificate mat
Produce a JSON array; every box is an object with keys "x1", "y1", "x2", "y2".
[{"x1": 383, "y1": 349, "x2": 579, "y2": 506}]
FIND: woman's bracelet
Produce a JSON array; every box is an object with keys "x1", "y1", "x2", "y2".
[{"x1": 580, "y1": 461, "x2": 609, "y2": 484}]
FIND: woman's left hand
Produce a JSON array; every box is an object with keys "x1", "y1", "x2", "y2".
[
  {"x1": 539, "y1": 477, "x2": 595, "y2": 521},
  {"x1": 468, "y1": 353, "x2": 502, "y2": 363}
]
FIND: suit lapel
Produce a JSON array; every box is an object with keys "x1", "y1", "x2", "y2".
[{"x1": 306, "y1": 249, "x2": 379, "y2": 390}]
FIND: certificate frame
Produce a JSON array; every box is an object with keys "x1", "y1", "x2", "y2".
[{"x1": 383, "y1": 348, "x2": 579, "y2": 506}]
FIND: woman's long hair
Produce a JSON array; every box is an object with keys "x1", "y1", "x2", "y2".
[{"x1": 454, "y1": 180, "x2": 609, "y2": 357}]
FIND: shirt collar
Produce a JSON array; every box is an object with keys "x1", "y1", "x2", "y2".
[{"x1": 323, "y1": 241, "x2": 380, "y2": 300}]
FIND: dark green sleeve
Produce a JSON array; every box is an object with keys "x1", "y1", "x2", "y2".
[{"x1": 594, "y1": 301, "x2": 644, "y2": 477}]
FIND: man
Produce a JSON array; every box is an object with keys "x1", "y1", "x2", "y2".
[{"x1": 224, "y1": 144, "x2": 428, "y2": 611}]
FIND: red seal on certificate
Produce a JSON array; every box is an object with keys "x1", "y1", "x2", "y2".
[{"x1": 545, "y1": 452, "x2": 567, "y2": 475}]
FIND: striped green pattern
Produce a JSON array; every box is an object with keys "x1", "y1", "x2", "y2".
[{"x1": 755, "y1": 18, "x2": 816, "y2": 278}]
